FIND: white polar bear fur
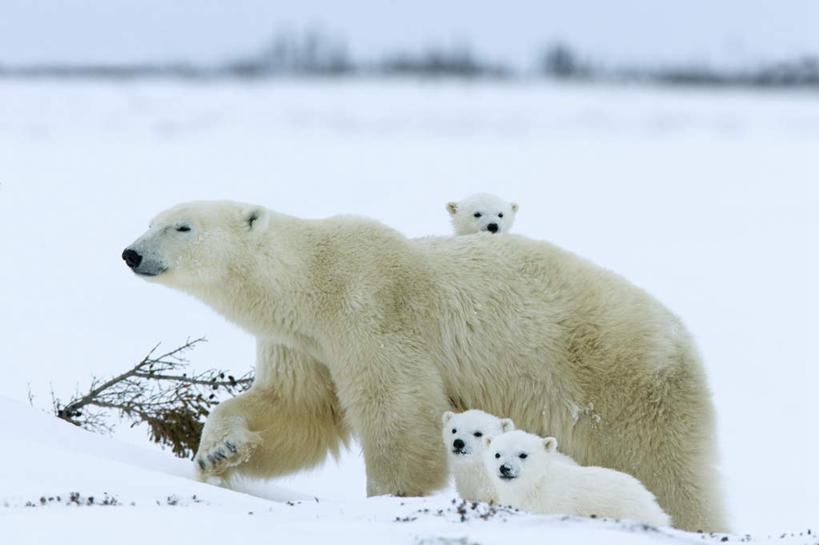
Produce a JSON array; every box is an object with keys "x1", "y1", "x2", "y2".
[
  {"x1": 446, "y1": 193, "x2": 518, "y2": 235},
  {"x1": 485, "y1": 430, "x2": 670, "y2": 527},
  {"x1": 442, "y1": 409, "x2": 515, "y2": 503},
  {"x1": 442, "y1": 410, "x2": 578, "y2": 504},
  {"x1": 123, "y1": 200, "x2": 726, "y2": 532}
]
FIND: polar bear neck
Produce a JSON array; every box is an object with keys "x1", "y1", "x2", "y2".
[
  {"x1": 186, "y1": 212, "x2": 428, "y2": 360},
  {"x1": 186, "y1": 213, "x2": 318, "y2": 346}
]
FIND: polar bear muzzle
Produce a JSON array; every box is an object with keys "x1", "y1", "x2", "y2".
[
  {"x1": 498, "y1": 463, "x2": 517, "y2": 480},
  {"x1": 121, "y1": 247, "x2": 166, "y2": 277}
]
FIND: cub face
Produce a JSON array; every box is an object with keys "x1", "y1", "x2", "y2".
[
  {"x1": 484, "y1": 430, "x2": 557, "y2": 482},
  {"x1": 442, "y1": 409, "x2": 514, "y2": 462},
  {"x1": 446, "y1": 193, "x2": 518, "y2": 235}
]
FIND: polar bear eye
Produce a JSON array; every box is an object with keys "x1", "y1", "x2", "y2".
[
  {"x1": 494, "y1": 453, "x2": 500, "y2": 459},
  {"x1": 473, "y1": 212, "x2": 482, "y2": 218},
  {"x1": 452, "y1": 428, "x2": 457, "y2": 434},
  {"x1": 473, "y1": 431, "x2": 482, "y2": 437},
  {"x1": 519, "y1": 453, "x2": 528, "y2": 459},
  {"x1": 498, "y1": 213, "x2": 504, "y2": 218},
  {"x1": 176, "y1": 225, "x2": 191, "y2": 232}
]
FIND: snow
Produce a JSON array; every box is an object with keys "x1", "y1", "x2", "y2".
[
  {"x1": 1, "y1": 396, "x2": 815, "y2": 544},
  {"x1": 0, "y1": 79, "x2": 818, "y2": 541}
]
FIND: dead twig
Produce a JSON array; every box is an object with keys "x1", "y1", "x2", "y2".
[{"x1": 54, "y1": 337, "x2": 253, "y2": 458}]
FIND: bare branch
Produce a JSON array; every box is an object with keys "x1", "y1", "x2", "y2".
[
  {"x1": 53, "y1": 337, "x2": 253, "y2": 458},
  {"x1": 56, "y1": 337, "x2": 206, "y2": 419},
  {"x1": 131, "y1": 371, "x2": 253, "y2": 388}
]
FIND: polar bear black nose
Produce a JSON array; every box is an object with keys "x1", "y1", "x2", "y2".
[
  {"x1": 487, "y1": 223, "x2": 499, "y2": 233},
  {"x1": 122, "y1": 248, "x2": 143, "y2": 269},
  {"x1": 499, "y1": 464, "x2": 513, "y2": 476},
  {"x1": 453, "y1": 438, "x2": 465, "y2": 449}
]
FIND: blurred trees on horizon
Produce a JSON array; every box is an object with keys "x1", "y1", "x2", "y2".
[{"x1": 1, "y1": 26, "x2": 818, "y2": 89}]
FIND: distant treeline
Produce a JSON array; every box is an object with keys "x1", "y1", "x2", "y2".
[
  {"x1": 540, "y1": 43, "x2": 819, "y2": 88},
  {"x1": 2, "y1": 29, "x2": 818, "y2": 89}
]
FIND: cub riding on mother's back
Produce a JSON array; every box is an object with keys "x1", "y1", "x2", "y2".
[
  {"x1": 122, "y1": 200, "x2": 727, "y2": 532},
  {"x1": 446, "y1": 193, "x2": 518, "y2": 235}
]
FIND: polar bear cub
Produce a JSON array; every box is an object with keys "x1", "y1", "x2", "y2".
[
  {"x1": 446, "y1": 193, "x2": 518, "y2": 235},
  {"x1": 442, "y1": 410, "x2": 515, "y2": 503},
  {"x1": 484, "y1": 430, "x2": 670, "y2": 526}
]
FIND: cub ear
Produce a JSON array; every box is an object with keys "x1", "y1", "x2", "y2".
[
  {"x1": 543, "y1": 437, "x2": 558, "y2": 453},
  {"x1": 510, "y1": 202, "x2": 519, "y2": 213},
  {"x1": 500, "y1": 418, "x2": 515, "y2": 432},
  {"x1": 446, "y1": 202, "x2": 458, "y2": 216},
  {"x1": 483, "y1": 436, "x2": 492, "y2": 448},
  {"x1": 242, "y1": 207, "x2": 268, "y2": 232},
  {"x1": 442, "y1": 411, "x2": 454, "y2": 425}
]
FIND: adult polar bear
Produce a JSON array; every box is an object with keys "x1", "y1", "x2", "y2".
[{"x1": 122, "y1": 200, "x2": 726, "y2": 532}]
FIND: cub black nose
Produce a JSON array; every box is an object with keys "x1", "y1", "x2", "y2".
[
  {"x1": 487, "y1": 223, "x2": 499, "y2": 233},
  {"x1": 453, "y1": 438, "x2": 465, "y2": 450},
  {"x1": 122, "y1": 248, "x2": 143, "y2": 269},
  {"x1": 499, "y1": 464, "x2": 513, "y2": 476}
]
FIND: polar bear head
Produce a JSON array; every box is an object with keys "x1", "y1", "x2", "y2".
[
  {"x1": 442, "y1": 410, "x2": 515, "y2": 465},
  {"x1": 446, "y1": 193, "x2": 518, "y2": 235},
  {"x1": 483, "y1": 430, "x2": 558, "y2": 483},
  {"x1": 122, "y1": 200, "x2": 270, "y2": 290}
]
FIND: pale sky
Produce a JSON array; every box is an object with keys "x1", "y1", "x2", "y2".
[{"x1": 1, "y1": 0, "x2": 817, "y2": 69}]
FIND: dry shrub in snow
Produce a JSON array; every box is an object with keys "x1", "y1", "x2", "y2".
[{"x1": 52, "y1": 337, "x2": 252, "y2": 457}]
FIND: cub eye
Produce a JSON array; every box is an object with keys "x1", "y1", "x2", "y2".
[
  {"x1": 494, "y1": 453, "x2": 500, "y2": 459},
  {"x1": 452, "y1": 429, "x2": 457, "y2": 434},
  {"x1": 519, "y1": 453, "x2": 528, "y2": 459},
  {"x1": 176, "y1": 225, "x2": 191, "y2": 232},
  {"x1": 473, "y1": 432, "x2": 482, "y2": 437},
  {"x1": 498, "y1": 213, "x2": 504, "y2": 218},
  {"x1": 473, "y1": 212, "x2": 482, "y2": 218}
]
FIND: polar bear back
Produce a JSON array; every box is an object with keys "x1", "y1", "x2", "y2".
[{"x1": 408, "y1": 233, "x2": 686, "y2": 440}]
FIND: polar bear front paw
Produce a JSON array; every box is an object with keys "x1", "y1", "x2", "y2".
[{"x1": 194, "y1": 430, "x2": 261, "y2": 478}]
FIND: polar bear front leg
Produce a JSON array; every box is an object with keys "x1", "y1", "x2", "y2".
[
  {"x1": 357, "y1": 411, "x2": 449, "y2": 497},
  {"x1": 194, "y1": 390, "x2": 264, "y2": 479},
  {"x1": 339, "y1": 358, "x2": 450, "y2": 497},
  {"x1": 195, "y1": 342, "x2": 349, "y2": 482}
]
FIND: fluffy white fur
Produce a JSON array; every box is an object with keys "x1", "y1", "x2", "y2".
[
  {"x1": 442, "y1": 410, "x2": 577, "y2": 503},
  {"x1": 122, "y1": 200, "x2": 726, "y2": 532},
  {"x1": 442, "y1": 409, "x2": 515, "y2": 503},
  {"x1": 485, "y1": 430, "x2": 670, "y2": 527},
  {"x1": 446, "y1": 193, "x2": 518, "y2": 235}
]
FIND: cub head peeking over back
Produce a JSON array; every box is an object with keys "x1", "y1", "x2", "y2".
[{"x1": 446, "y1": 193, "x2": 518, "y2": 235}]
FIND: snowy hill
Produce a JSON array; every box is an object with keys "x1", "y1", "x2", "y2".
[{"x1": 3, "y1": 396, "x2": 815, "y2": 545}]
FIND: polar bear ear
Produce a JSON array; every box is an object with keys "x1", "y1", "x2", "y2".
[
  {"x1": 510, "y1": 202, "x2": 519, "y2": 213},
  {"x1": 242, "y1": 207, "x2": 268, "y2": 232},
  {"x1": 543, "y1": 437, "x2": 558, "y2": 453},
  {"x1": 446, "y1": 202, "x2": 458, "y2": 216},
  {"x1": 483, "y1": 436, "x2": 492, "y2": 448},
  {"x1": 500, "y1": 418, "x2": 515, "y2": 432},
  {"x1": 442, "y1": 411, "x2": 454, "y2": 425}
]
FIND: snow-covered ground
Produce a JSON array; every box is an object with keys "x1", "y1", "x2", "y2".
[
  {"x1": 0, "y1": 79, "x2": 817, "y2": 542},
  {"x1": 2, "y1": 396, "x2": 815, "y2": 545}
]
